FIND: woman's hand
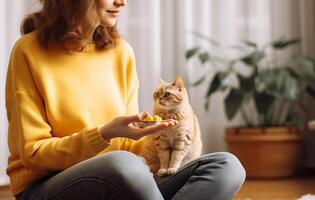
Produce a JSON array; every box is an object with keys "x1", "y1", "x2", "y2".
[{"x1": 100, "y1": 112, "x2": 177, "y2": 141}]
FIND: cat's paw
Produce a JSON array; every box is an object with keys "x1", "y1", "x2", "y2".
[
  {"x1": 167, "y1": 168, "x2": 178, "y2": 175},
  {"x1": 157, "y1": 169, "x2": 168, "y2": 177}
]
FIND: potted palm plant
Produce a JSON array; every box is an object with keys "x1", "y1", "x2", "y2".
[{"x1": 186, "y1": 34, "x2": 315, "y2": 178}]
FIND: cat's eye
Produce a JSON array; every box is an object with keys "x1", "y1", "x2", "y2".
[
  {"x1": 164, "y1": 92, "x2": 171, "y2": 97},
  {"x1": 153, "y1": 92, "x2": 159, "y2": 98}
]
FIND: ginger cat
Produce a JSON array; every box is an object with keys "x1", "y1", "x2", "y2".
[{"x1": 142, "y1": 77, "x2": 202, "y2": 177}]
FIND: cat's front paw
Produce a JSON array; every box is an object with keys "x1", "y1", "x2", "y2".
[
  {"x1": 167, "y1": 168, "x2": 178, "y2": 175},
  {"x1": 157, "y1": 168, "x2": 168, "y2": 177}
]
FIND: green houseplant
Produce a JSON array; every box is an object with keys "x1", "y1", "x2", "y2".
[{"x1": 186, "y1": 34, "x2": 315, "y2": 178}]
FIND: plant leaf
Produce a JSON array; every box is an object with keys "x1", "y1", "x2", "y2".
[
  {"x1": 285, "y1": 67, "x2": 299, "y2": 80},
  {"x1": 241, "y1": 50, "x2": 265, "y2": 66},
  {"x1": 227, "y1": 60, "x2": 237, "y2": 70},
  {"x1": 206, "y1": 72, "x2": 229, "y2": 98},
  {"x1": 238, "y1": 75, "x2": 255, "y2": 92},
  {"x1": 261, "y1": 68, "x2": 280, "y2": 92},
  {"x1": 228, "y1": 44, "x2": 247, "y2": 51},
  {"x1": 203, "y1": 72, "x2": 229, "y2": 111},
  {"x1": 224, "y1": 89, "x2": 244, "y2": 120},
  {"x1": 276, "y1": 70, "x2": 287, "y2": 92},
  {"x1": 219, "y1": 85, "x2": 229, "y2": 91},
  {"x1": 295, "y1": 55, "x2": 315, "y2": 94},
  {"x1": 244, "y1": 40, "x2": 257, "y2": 48},
  {"x1": 306, "y1": 86, "x2": 315, "y2": 98},
  {"x1": 204, "y1": 99, "x2": 210, "y2": 111},
  {"x1": 191, "y1": 76, "x2": 206, "y2": 87},
  {"x1": 296, "y1": 55, "x2": 315, "y2": 75},
  {"x1": 303, "y1": 73, "x2": 315, "y2": 93},
  {"x1": 192, "y1": 32, "x2": 220, "y2": 46},
  {"x1": 186, "y1": 47, "x2": 200, "y2": 60},
  {"x1": 254, "y1": 92, "x2": 275, "y2": 115},
  {"x1": 198, "y1": 52, "x2": 210, "y2": 64},
  {"x1": 205, "y1": 74, "x2": 220, "y2": 98},
  {"x1": 287, "y1": 112, "x2": 304, "y2": 129},
  {"x1": 284, "y1": 75, "x2": 299, "y2": 101},
  {"x1": 272, "y1": 37, "x2": 300, "y2": 49},
  {"x1": 263, "y1": 69, "x2": 299, "y2": 101}
]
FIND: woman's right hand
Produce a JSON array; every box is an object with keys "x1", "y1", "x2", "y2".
[{"x1": 100, "y1": 112, "x2": 177, "y2": 141}]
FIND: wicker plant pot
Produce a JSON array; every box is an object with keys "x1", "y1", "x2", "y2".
[{"x1": 226, "y1": 127, "x2": 303, "y2": 178}]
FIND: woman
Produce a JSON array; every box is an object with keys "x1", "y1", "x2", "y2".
[{"x1": 5, "y1": 0, "x2": 245, "y2": 199}]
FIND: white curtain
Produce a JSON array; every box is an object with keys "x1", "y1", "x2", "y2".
[
  {"x1": 1, "y1": 0, "x2": 314, "y2": 186},
  {"x1": 118, "y1": 0, "x2": 315, "y2": 156},
  {"x1": 0, "y1": 0, "x2": 40, "y2": 186}
]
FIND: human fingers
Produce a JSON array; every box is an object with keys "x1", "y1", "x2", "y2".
[
  {"x1": 162, "y1": 119, "x2": 178, "y2": 123},
  {"x1": 136, "y1": 120, "x2": 177, "y2": 137},
  {"x1": 121, "y1": 112, "x2": 149, "y2": 125}
]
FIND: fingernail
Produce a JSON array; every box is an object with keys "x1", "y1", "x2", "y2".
[{"x1": 140, "y1": 112, "x2": 148, "y2": 118}]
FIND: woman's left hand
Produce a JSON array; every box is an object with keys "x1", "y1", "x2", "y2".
[{"x1": 100, "y1": 112, "x2": 177, "y2": 141}]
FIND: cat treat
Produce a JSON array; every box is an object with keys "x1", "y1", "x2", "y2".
[{"x1": 133, "y1": 114, "x2": 163, "y2": 128}]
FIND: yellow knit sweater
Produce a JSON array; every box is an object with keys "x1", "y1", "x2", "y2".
[{"x1": 5, "y1": 32, "x2": 145, "y2": 195}]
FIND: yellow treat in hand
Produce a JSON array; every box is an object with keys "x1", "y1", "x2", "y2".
[
  {"x1": 153, "y1": 115, "x2": 162, "y2": 121},
  {"x1": 144, "y1": 114, "x2": 162, "y2": 121}
]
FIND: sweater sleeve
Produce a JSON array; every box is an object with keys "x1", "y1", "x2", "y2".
[{"x1": 6, "y1": 41, "x2": 110, "y2": 171}]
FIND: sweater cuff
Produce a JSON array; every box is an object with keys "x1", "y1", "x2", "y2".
[{"x1": 84, "y1": 126, "x2": 111, "y2": 154}]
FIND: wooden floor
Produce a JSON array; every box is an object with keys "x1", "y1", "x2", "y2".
[
  {"x1": 235, "y1": 176, "x2": 315, "y2": 199},
  {"x1": 0, "y1": 186, "x2": 13, "y2": 200},
  {"x1": 1, "y1": 176, "x2": 315, "y2": 200}
]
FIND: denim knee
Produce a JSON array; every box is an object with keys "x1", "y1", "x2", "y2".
[
  {"x1": 21, "y1": 151, "x2": 160, "y2": 200},
  {"x1": 164, "y1": 152, "x2": 246, "y2": 200},
  {"x1": 91, "y1": 151, "x2": 162, "y2": 200},
  {"x1": 209, "y1": 152, "x2": 246, "y2": 196},
  {"x1": 93, "y1": 151, "x2": 151, "y2": 181}
]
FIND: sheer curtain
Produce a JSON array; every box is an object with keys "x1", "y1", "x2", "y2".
[
  {"x1": 0, "y1": 0, "x2": 40, "y2": 186},
  {"x1": 1, "y1": 0, "x2": 314, "y2": 186},
  {"x1": 118, "y1": 0, "x2": 315, "y2": 157}
]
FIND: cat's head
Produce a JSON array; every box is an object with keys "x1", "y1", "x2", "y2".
[{"x1": 153, "y1": 77, "x2": 189, "y2": 110}]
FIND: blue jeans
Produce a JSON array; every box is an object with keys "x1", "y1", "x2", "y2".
[{"x1": 16, "y1": 151, "x2": 246, "y2": 200}]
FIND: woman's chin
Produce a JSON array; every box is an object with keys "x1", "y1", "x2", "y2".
[{"x1": 103, "y1": 19, "x2": 117, "y2": 27}]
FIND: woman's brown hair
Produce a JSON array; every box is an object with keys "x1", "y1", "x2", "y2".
[{"x1": 21, "y1": 0, "x2": 120, "y2": 51}]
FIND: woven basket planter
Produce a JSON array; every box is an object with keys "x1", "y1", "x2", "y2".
[{"x1": 226, "y1": 127, "x2": 303, "y2": 178}]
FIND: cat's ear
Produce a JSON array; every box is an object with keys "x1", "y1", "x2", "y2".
[
  {"x1": 157, "y1": 77, "x2": 167, "y2": 85},
  {"x1": 172, "y1": 77, "x2": 184, "y2": 91},
  {"x1": 173, "y1": 77, "x2": 184, "y2": 87}
]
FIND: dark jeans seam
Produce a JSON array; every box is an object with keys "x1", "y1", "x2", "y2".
[
  {"x1": 157, "y1": 157, "x2": 204, "y2": 186},
  {"x1": 39, "y1": 177, "x2": 129, "y2": 200},
  {"x1": 171, "y1": 184, "x2": 190, "y2": 200}
]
